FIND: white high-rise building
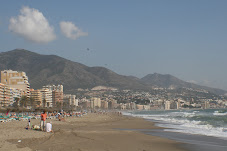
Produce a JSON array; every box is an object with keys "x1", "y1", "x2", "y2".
[
  {"x1": 43, "y1": 85, "x2": 63, "y2": 107},
  {"x1": 165, "y1": 101, "x2": 171, "y2": 110},
  {"x1": 63, "y1": 94, "x2": 77, "y2": 108},
  {"x1": 90, "y1": 97, "x2": 102, "y2": 109},
  {"x1": 40, "y1": 88, "x2": 53, "y2": 107}
]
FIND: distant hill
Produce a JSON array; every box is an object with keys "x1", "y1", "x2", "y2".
[
  {"x1": 0, "y1": 49, "x2": 226, "y2": 95},
  {"x1": 141, "y1": 73, "x2": 226, "y2": 95}
]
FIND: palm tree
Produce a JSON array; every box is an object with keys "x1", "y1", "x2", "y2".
[
  {"x1": 70, "y1": 105, "x2": 75, "y2": 113},
  {"x1": 56, "y1": 102, "x2": 62, "y2": 111},
  {"x1": 20, "y1": 95, "x2": 28, "y2": 117},
  {"x1": 13, "y1": 97, "x2": 19, "y2": 108},
  {"x1": 42, "y1": 99, "x2": 46, "y2": 108},
  {"x1": 20, "y1": 96, "x2": 28, "y2": 108},
  {"x1": 29, "y1": 97, "x2": 35, "y2": 110}
]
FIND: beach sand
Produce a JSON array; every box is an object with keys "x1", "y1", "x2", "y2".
[{"x1": 0, "y1": 113, "x2": 187, "y2": 151}]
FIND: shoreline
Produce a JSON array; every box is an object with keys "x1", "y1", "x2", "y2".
[
  {"x1": 128, "y1": 115, "x2": 227, "y2": 151},
  {"x1": 0, "y1": 112, "x2": 188, "y2": 151}
]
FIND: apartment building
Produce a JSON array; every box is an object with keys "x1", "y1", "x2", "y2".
[
  {"x1": 202, "y1": 101, "x2": 210, "y2": 109},
  {"x1": 0, "y1": 83, "x2": 11, "y2": 106},
  {"x1": 52, "y1": 91, "x2": 63, "y2": 107},
  {"x1": 1, "y1": 70, "x2": 30, "y2": 96},
  {"x1": 90, "y1": 97, "x2": 101, "y2": 109},
  {"x1": 108, "y1": 99, "x2": 118, "y2": 109},
  {"x1": 79, "y1": 99, "x2": 91, "y2": 109},
  {"x1": 30, "y1": 89, "x2": 42, "y2": 107},
  {"x1": 40, "y1": 88, "x2": 52, "y2": 107},
  {"x1": 63, "y1": 94, "x2": 77, "y2": 108},
  {"x1": 165, "y1": 101, "x2": 171, "y2": 110},
  {"x1": 43, "y1": 85, "x2": 63, "y2": 107},
  {"x1": 101, "y1": 100, "x2": 108, "y2": 109}
]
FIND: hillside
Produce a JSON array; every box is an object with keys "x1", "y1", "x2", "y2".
[
  {"x1": 0, "y1": 49, "x2": 226, "y2": 95},
  {"x1": 141, "y1": 73, "x2": 226, "y2": 95},
  {"x1": 0, "y1": 49, "x2": 149, "y2": 92}
]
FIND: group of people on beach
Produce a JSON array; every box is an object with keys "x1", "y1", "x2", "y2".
[
  {"x1": 40, "y1": 111, "x2": 53, "y2": 133},
  {"x1": 26, "y1": 110, "x2": 86, "y2": 132},
  {"x1": 26, "y1": 110, "x2": 53, "y2": 132}
]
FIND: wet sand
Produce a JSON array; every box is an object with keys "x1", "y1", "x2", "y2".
[
  {"x1": 146, "y1": 129, "x2": 227, "y2": 151},
  {"x1": 0, "y1": 113, "x2": 187, "y2": 151}
]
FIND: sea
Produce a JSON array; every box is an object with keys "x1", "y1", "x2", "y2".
[{"x1": 123, "y1": 109, "x2": 227, "y2": 151}]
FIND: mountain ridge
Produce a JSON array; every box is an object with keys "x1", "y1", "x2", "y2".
[
  {"x1": 0, "y1": 49, "x2": 226, "y2": 95},
  {"x1": 141, "y1": 73, "x2": 227, "y2": 95}
]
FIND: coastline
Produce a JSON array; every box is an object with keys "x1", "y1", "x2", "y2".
[{"x1": 0, "y1": 112, "x2": 188, "y2": 151}]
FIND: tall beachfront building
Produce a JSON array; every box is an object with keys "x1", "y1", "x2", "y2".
[
  {"x1": 43, "y1": 85, "x2": 63, "y2": 107},
  {"x1": 1, "y1": 70, "x2": 30, "y2": 96},
  {"x1": 90, "y1": 97, "x2": 101, "y2": 109},
  {"x1": 165, "y1": 100, "x2": 171, "y2": 110},
  {"x1": 40, "y1": 88, "x2": 53, "y2": 107},
  {"x1": 0, "y1": 83, "x2": 10, "y2": 107},
  {"x1": 63, "y1": 94, "x2": 77, "y2": 108},
  {"x1": 30, "y1": 89, "x2": 42, "y2": 107}
]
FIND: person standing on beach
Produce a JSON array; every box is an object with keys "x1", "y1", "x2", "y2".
[
  {"x1": 28, "y1": 118, "x2": 31, "y2": 129},
  {"x1": 40, "y1": 111, "x2": 47, "y2": 131}
]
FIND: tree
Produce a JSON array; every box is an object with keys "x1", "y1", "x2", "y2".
[
  {"x1": 70, "y1": 105, "x2": 75, "y2": 112},
  {"x1": 13, "y1": 97, "x2": 19, "y2": 108},
  {"x1": 29, "y1": 97, "x2": 35, "y2": 110},
  {"x1": 42, "y1": 99, "x2": 46, "y2": 108},
  {"x1": 56, "y1": 102, "x2": 62, "y2": 111},
  {"x1": 19, "y1": 95, "x2": 29, "y2": 117},
  {"x1": 20, "y1": 96, "x2": 28, "y2": 108},
  {"x1": 36, "y1": 101, "x2": 41, "y2": 107}
]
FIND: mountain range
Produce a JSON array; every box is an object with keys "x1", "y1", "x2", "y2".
[{"x1": 0, "y1": 49, "x2": 226, "y2": 95}]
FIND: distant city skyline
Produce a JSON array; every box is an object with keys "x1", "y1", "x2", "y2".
[{"x1": 0, "y1": 0, "x2": 227, "y2": 90}]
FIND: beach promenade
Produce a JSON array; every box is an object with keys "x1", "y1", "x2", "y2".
[{"x1": 0, "y1": 113, "x2": 187, "y2": 151}]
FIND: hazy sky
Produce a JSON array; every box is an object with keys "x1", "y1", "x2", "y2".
[{"x1": 0, "y1": 0, "x2": 227, "y2": 90}]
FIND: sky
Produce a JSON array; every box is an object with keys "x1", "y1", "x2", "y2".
[{"x1": 0, "y1": 0, "x2": 227, "y2": 90}]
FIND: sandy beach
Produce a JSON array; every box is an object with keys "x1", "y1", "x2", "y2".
[{"x1": 0, "y1": 113, "x2": 187, "y2": 151}]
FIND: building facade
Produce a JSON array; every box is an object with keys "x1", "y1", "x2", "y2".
[
  {"x1": 30, "y1": 89, "x2": 42, "y2": 107},
  {"x1": 63, "y1": 94, "x2": 77, "y2": 109},
  {"x1": 0, "y1": 83, "x2": 11, "y2": 107},
  {"x1": 43, "y1": 85, "x2": 63, "y2": 107},
  {"x1": 90, "y1": 97, "x2": 101, "y2": 109},
  {"x1": 52, "y1": 90, "x2": 63, "y2": 107},
  {"x1": 10, "y1": 88, "x2": 23, "y2": 106},
  {"x1": 1, "y1": 70, "x2": 30, "y2": 96},
  {"x1": 165, "y1": 101, "x2": 171, "y2": 110},
  {"x1": 40, "y1": 88, "x2": 53, "y2": 108},
  {"x1": 101, "y1": 100, "x2": 108, "y2": 109}
]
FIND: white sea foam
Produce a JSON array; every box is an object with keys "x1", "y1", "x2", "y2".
[
  {"x1": 126, "y1": 110, "x2": 227, "y2": 140},
  {"x1": 213, "y1": 111, "x2": 227, "y2": 116},
  {"x1": 163, "y1": 125, "x2": 227, "y2": 139}
]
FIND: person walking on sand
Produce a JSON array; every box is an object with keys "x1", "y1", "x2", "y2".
[{"x1": 40, "y1": 111, "x2": 47, "y2": 131}]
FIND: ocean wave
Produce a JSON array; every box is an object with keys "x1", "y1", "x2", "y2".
[
  {"x1": 213, "y1": 112, "x2": 227, "y2": 116},
  {"x1": 125, "y1": 110, "x2": 227, "y2": 139},
  {"x1": 163, "y1": 125, "x2": 227, "y2": 139},
  {"x1": 213, "y1": 110, "x2": 227, "y2": 116}
]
